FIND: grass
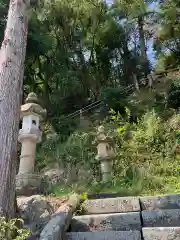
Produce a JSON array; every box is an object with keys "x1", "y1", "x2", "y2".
[
  {"x1": 41, "y1": 74, "x2": 180, "y2": 199},
  {"x1": 48, "y1": 184, "x2": 74, "y2": 197},
  {"x1": 50, "y1": 173, "x2": 180, "y2": 198},
  {"x1": 89, "y1": 177, "x2": 180, "y2": 197},
  {"x1": 48, "y1": 144, "x2": 180, "y2": 198}
]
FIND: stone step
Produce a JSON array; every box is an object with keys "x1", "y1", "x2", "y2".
[
  {"x1": 82, "y1": 197, "x2": 140, "y2": 214},
  {"x1": 142, "y1": 209, "x2": 180, "y2": 227},
  {"x1": 66, "y1": 231, "x2": 142, "y2": 240},
  {"x1": 140, "y1": 194, "x2": 180, "y2": 210},
  {"x1": 87, "y1": 193, "x2": 123, "y2": 199},
  {"x1": 142, "y1": 227, "x2": 180, "y2": 240},
  {"x1": 70, "y1": 212, "x2": 141, "y2": 232}
]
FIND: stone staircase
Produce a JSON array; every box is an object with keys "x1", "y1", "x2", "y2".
[{"x1": 65, "y1": 194, "x2": 180, "y2": 240}]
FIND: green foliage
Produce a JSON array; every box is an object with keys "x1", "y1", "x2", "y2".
[
  {"x1": 110, "y1": 110, "x2": 179, "y2": 195},
  {"x1": 0, "y1": 218, "x2": 30, "y2": 240},
  {"x1": 38, "y1": 130, "x2": 96, "y2": 168},
  {"x1": 167, "y1": 79, "x2": 180, "y2": 109},
  {"x1": 0, "y1": 0, "x2": 157, "y2": 134},
  {"x1": 38, "y1": 107, "x2": 180, "y2": 196},
  {"x1": 3, "y1": 0, "x2": 180, "y2": 197},
  {"x1": 47, "y1": 185, "x2": 73, "y2": 197},
  {"x1": 101, "y1": 87, "x2": 131, "y2": 115},
  {"x1": 155, "y1": 0, "x2": 180, "y2": 70}
]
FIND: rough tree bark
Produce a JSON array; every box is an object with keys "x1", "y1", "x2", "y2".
[{"x1": 0, "y1": 0, "x2": 30, "y2": 218}]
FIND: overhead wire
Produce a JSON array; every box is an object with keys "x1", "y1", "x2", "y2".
[
  {"x1": 50, "y1": 68, "x2": 175, "y2": 121},
  {"x1": 56, "y1": 77, "x2": 147, "y2": 121},
  {"x1": 65, "y1": 100, "x2": 101, "y2": 118}
]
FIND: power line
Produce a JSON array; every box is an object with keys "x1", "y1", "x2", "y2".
[
  {"x1": 65, "y1": 100, "x2": 101, "y2": 118},
  {"x1": 79, "y1": 102, "x2": 103, "y2": 115},
  {"x1": 51, "y1": 75, "x2": 154, "y2": 121},
  {"x1": 63, "y1": 78, "x2": 146, "y2": 120},
  {"x1": 61, "y1": 102, "x2": 103, "y2": 120}
]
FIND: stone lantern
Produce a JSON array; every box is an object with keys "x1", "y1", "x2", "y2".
[
  {"x1": 95, "y1": 126, "x2": 115, "y2": 182},
  {"x1": 16, "y1": 92, "x2": 47, "y2": 195}
]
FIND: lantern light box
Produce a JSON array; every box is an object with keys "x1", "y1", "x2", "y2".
[{"x1": 22, "y1": 115, "x2": 40, "y2": 133}]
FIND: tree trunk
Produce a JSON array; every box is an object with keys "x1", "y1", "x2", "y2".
[
  {"x1": 138, "y1": 15, "x2": 149, "y2": 76},
  {"x1": 0, "y1": 0, "x2": 30, "y2": 218},
  {"x1": 132, "y1": 73, "x2": 139, "y2": 91},
  {"x1": 121, "y1": 43, "x2": 139, "y2": 90}
]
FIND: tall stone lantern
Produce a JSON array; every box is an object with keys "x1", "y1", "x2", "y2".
[
  {"x1": 16, "y1": 93, "x2": 47, "y2": 195},
  {"x1": 95, "y1": 126, "x2": 115, "y2": 182}
]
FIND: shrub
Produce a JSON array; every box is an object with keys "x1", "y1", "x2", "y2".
[
  {"x1": 37, "y1": 129, "x2": 99, "y2": 193},
  {"x1": 0, "y1": 217, "x2": 30, "y2": 240},
  {"x1": 167, "y1": 79, "x2": 180, "y2": 109},
  {"x1": 37, "y1": 109, "x2": 180, "y2": 196},
  {"x1": 100, "y1": 87, "x2": 130, "y2": 116},
  {"x1": 113, "y1": 110, "x2": 178, "y2": 194},
  {"x1": 37, "y1": 130, "x2": 96, "y2": 170}
]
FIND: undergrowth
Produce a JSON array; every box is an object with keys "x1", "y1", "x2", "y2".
[
  {"x1": 0, "y1": 218, "x2": 30, "y2": 240},
  {"x1": 37, "y1": 109, "x2": 180, "y2": 197}
]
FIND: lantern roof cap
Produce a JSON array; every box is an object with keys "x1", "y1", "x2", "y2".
[
  {"x1": 96, "y1": 125, "x2": 113, "y2": 143},
  {"x1": 20, "y1": 92, "x2": 47, "y2": 119},
  {"x1": 25, "y1": 92, "x2": 39, "y2": 104}
]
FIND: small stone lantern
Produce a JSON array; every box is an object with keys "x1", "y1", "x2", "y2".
[
  {"x1": 16, "y1": 93, "x2": 47, "y2": 195},
  {"x1": 95, "y1": 126, "x2": 115, "y2": 182}
]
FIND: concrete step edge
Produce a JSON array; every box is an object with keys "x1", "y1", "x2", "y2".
[
  {"x1": 142, "y1": 209, "x2": 180, "y2": 227},
  {"x1": 70, "y1": 212, "x2": 141, "y2": 232},
  {"x1": 82, "y1": 194, "x2": 180, "y2": 214},
  {"x1": 142, "y1": 227, "x2": 180, "y2": 240},
  {"x1": 73, "y1": 212, "x2": 140, "y2": 218},
  {"x1": 66, "y1": 230, "x2": 142, "y2": 240},
  {"x1": 82, "y1": 197, "x2": 140, "y2": 214}
]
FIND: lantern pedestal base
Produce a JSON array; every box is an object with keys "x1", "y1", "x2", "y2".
[{"x1": 16, "y1": 173, "x2": 42, "y2": 196}]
